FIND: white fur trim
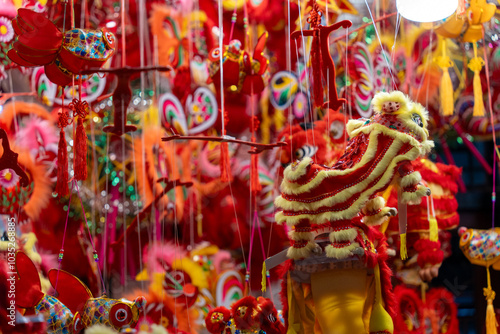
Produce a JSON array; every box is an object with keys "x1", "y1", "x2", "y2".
[
  {"x1": 329, "y1": 228, "x2": 358, "y2": 242},
  {"x1": 400, "y1": 171, "x2": 422, "y2": 189},
  {"x1": 400, "y1": 185, "x2": 430, "y2": 205},
  {"x1": 282, "y1": 157, "x2": 312, "y2": 182},
  {"x1": 286, "y1": 241, "x2": 319, "y2": 259},
  {"x1": 362, "y1": 196, "x2": 386, "y2": 214},
  {"x1": 371, "y1": 91, "x2": 408, "y2": 114},
  {"x1": 288, "y1": 230, "x2": 313, "y2": 241},
  {"x1": 325, "y1": 242, "x2": 362, "y2": 260}
]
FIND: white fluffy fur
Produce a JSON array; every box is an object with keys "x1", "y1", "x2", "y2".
[
  {"x1": 399, "y1": 171, "x2": 422, "y2": 189},
  {"x1": 288, "y1": 230, "x2": 314, "y2": 241},
  {"x1": 85, "y1": 325, "x2": 117, "y2": 334},
  {"x1": 287, "y1": 241, "x2": 319, "y2": 259},
  {"x1": 329, "y1": 228, "x2": 358, "y2": 242},
  {"x1": 362, "y1": 196, "x2": 386, "y2": 214},
  {"x1": 325, "y1": 242, "x2": 362, "y2": 260},
  {"x1": 371, "y1": 91, "x2": 408, "y2": 114},
  {"x1": 283, "y1": 157, "x2": 312, "y2": 182},
  {"x1": 363, "y1": 208, "x2": 392, "y2": 226},
  {"x1": 400, "y1": 185, "x2": 430, "y2": 205}
]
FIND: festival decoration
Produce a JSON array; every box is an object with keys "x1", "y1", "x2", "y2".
[
  {"x1": 0, "y1": 128, "x2": 29, "y2": 187},
  {"x1": 436, "y1": 0, "x2": 496, "y2": 117},
  {"x1": 207, "y1": 33, "x2": 269, "y2": 95},
  {"x1": 385, "y1": 158, "x2": 462, "y2": 282},
  {"x1": 7, "y1": 9, "x2": 116, "y2": 86},
  {"x1": 393, "y1": 285, "x2": 459, "y2": 334},
  {"x1": 274, "y1": 91, "x2": 433, "y2": 333},
  {"x1": 291, "y1": 4, "x2": 351, "y2": 112},
  {"x1": 15, "y1": 251, "x2": 146, "y2": 333},
  {"x1": 459, "y1": 227, "x2": 500, "y2": 333},
  {"x1": 205, "y1": 296, "x2": 285, "y2": 334}
]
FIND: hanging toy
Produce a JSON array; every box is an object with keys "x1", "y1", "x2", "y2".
[
  {"x1": 205, "y1": 296, "x2": 285, "y2": 334},
  {"x1": 15, "y1": 251, "x2": 146, "y2": 333},
  {"x1": 274, "y1": 91, "x2": 434, "y2": 334},
  {"x1": 458, "y1": 227, "x2": 500, "y2": 333},
  {"x1": 0, "y1": 127, "x2": 29, "y2": 187},
  {"x1": 207, "y1": 33, "x2": 269, "y2": 95},
  {"x1": 291, "y1": 3, "x2": 352, "y2": 112},
  {"x1": 7, "y1": 9, "x2": 116, "y2": 86}
]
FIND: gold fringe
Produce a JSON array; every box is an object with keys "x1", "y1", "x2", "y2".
[
  {"x1": 400, "y1": 233, "x2": 408, "y2": 260},
  {"x1": 485, "y1": 266, "x2": 498, "y2": 334}
]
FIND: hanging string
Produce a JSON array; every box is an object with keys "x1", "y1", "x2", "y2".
[
  {"x1": 391, "y1": 13, "x2": 401, "y2": 62},
  {"x1": 218, "y1": 0, "x2": 225, "y2": 136},
  {"x1": 286, "y1": 0, "x2": 293, "y2": 160},
  {"x1": 481, "y1": 25, "x2": 499, "y2": 228},
  {"x1": 229, "y1": 0, "x2": 239, "y2": 41},
  {"x1": 363, "y1": 0, "x2": 397, "y2": 91},
  {"x1": 121, "y1": 0, "x2": 127, "y2": 67},
  {"x1": 74, "y1": 180, "x2": 107, "y2": 294},
  {"x1": 52, "y1": 185, "x2": 74, "y2": 294}
]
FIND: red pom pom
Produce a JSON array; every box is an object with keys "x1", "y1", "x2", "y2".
[
  {"x1": 205, "y1": 307, "x2": 230, "y2": 334},
  {"x1": 231, "y1": 296, "x2": 258, "y2": 330}
]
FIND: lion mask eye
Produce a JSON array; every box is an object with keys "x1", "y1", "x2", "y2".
[{"x1": 411, "y1": 113, "x2": 423, "y2": 127}]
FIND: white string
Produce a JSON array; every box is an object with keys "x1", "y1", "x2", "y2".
[
  {"x1": 130, "y1": 132, "x2": 145, "y2": 296},
  {"x1": 364, "y1": 0, "x2": 397, "y2": 91},
  {"x1": 287, "y1": 0, "x2": 293, "y2": 159},
  {"x1": 391, "y1": 13, "x2": 401, "y2": 60},
  {"x1": 218, "y1": 0, "x2": 225, "y2": 135}
]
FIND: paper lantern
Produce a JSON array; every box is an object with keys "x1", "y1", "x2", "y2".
[{"x1": 396, "y1": 0, "x2": 457, "y2": 23}]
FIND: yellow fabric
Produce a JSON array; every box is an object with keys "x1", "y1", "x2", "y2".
[
  {"x1": 369, "y1": 265, "x2": 394, "y2": 333},
  {"x1": 261, "y1": 261, "x2": 267, "y2": 292},
  {"x1": 287, "y1": 274, "x2": 319, "y2": 334},
  {"x1": 310, "y1": 268, "x2": 371, "y2": 334}
]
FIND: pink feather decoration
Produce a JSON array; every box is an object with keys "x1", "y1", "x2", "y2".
[
  {"x1": 16, "y1": 116, "x2": 58, "y2": 152},
  {"x1": 145, "y1": 243, "x2": 187, "y2": 275}
]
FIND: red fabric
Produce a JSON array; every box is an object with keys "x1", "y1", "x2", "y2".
[
  {"x1": 205, "y1": 307, "x2": 231, "y2": 334},
  {"x1": 392, "y1": 285, "x2": 424, "y2": 334},
  {"x1": 13, "y1": 252, "x2": 44, "y2": 309},
  {"x1": 414, "y1": 239, "x2": 444, "y2": 267},
  {"x1": 47, "y1": 269, "x2": 92, "y2": 314},
  {"x1": 277, "y1": 260, "x2": 294, "y2": 332},
  {"x1": 232, "y1": 296, "x2": 258, "y2": 330}
]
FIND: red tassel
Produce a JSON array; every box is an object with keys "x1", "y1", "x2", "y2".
[
  {"x1": 69, "y1": 99, "x2": 89, "y2": 181},
  {"x1": 56, "y1": 128, "x2": 68, "y2": 196},
  {"x1": 74, "y1": 117, "x2": 87, "y2": 180},
  {"x1": 251, "y1": 154, "x2": 261, "y2": 195},
  {"x1": 220, "y1": 142, "x2": 231, "y2": 182}
]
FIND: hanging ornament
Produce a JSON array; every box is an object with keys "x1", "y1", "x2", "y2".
[
  {"x1": 207, "y1": 33, "x2": 270, "y2": 95},
  {"x1": 0, "y1": 127, "x2": 29, "y2": 187},
  {"x1": 291, "y1": 3, "x2": 352, "y2": 112},
  {"x1": 8, "y1": 9, "x2": 116, "y2": 86},
  {"x1": 55, "y1": 104, "x2": 71, "y2": 196},
  {"x1": 435, "y1": 40, "x2": 455, "y2": 116},
  {"x1": 468, "y1": 42, "x2": 485, "y2": 117},
  {"x1": 459, "y1": 227, "x2": 500, "y2": 334},
  {"x1": 69, "y1": 98, "x2": 89, "y2": 181}
]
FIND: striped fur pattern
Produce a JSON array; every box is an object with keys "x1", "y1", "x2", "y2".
[{"x1": 275, "y1": 91, "x2": 434, "y2": 260}]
